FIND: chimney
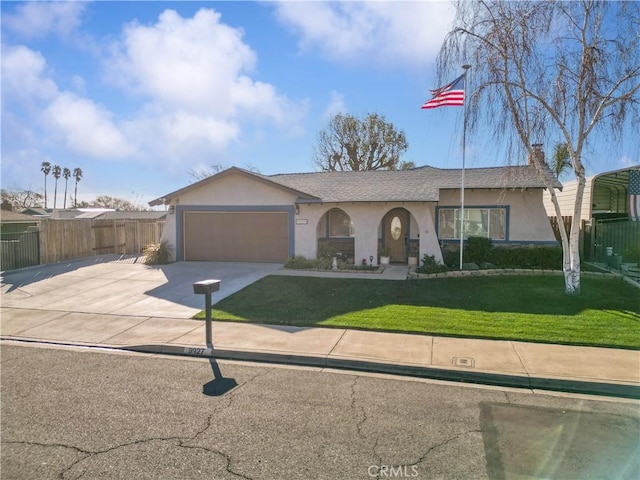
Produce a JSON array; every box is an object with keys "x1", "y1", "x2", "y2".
[{"x1": 528, "y1": 143, "x2": 545, "y2": 165}]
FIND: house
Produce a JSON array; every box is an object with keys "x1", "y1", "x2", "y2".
[
  {"x1": 149, "y1": 163, "x2": 560, "y2": 265},
  {"x1": 544, "y1": 166, "x2": 640, "y2": 221},
  {"x1": 0, "y1": 210, "x2": 40, "y2": 234},
  {"x1": 21, "y1": 207, "x2": 50, "y2": 218}
]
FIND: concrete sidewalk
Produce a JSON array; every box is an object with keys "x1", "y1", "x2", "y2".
[
  {"x1": 2, "y1": 306, "x2": 639, "y2": 399},
  {"x1": 1, "y1": 257, "x2": 638, "y2": 398}
]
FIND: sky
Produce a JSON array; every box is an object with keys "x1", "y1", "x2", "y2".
[{"x1": 1, "y1": 1, "x2": 637, "y2": 210}]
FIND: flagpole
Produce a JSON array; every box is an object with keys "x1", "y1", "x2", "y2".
[{"x1": 459, "y1": 64, "x2": 471, "y2": 271}]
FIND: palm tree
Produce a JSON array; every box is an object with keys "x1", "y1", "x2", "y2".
[
  {"x1": 52, "y1": 165, "x2": 62, "y2": 209},
  {"x1": 551, "y1": 143, "x2": 572, "y2": 179},
  {"x1": 62, "y1": 168, "x2": 71, "y2": 209},
  {"x1": 73, "y1": 168, "x2": 83, "y2": 207},
  {"x1": 40, "y1": 161, "x2": 51, "y2": 209}
]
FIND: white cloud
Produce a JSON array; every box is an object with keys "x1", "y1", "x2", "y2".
[
  {"x1": 323, "y1": 91, "x2": 346, "y2": 120},
  {"x1": 273, "y1": 1, "x2": 455, "y2": 67},
  {"x1": 2, "y1": 7, "x2": 306, "y2": 178},
  {"x1": 121, "y1": 110, "x2": 240, "y2": 167},
  {"x1": 2, "y1": 1, "x2": 87, "y2": 39},
  {"x1": 619, "y1": 156, "x2": 638, "y2": 168},
  {"x1": 109, "y1": 8, "x2": 300, "y2": 126},
  {"x1": 100, "y1": 7, "x2": 306, "y2": 163},
  {"x1": 1, "y1": 45, "x2": 58, "y2": 103},
  {"x1": 43, "y1": 93, "x2": 135, "y2": 159}
]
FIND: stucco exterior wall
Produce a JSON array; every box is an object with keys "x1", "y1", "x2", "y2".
[
  {"x1": 158, "y1": 175, "x2": 555, "y2": 264},
  {"x1": 438, "y1": 188, "x2": 557, "y2": 243},
  {"x1": 176, "y1": 174, "x2": 298, "y2": 206},
  {"x1": 159, "y1": 172, "x2": 298, "y2": 260},
  {"x1": 295, "y1": 202, "x2": 442, "y2": 265}
]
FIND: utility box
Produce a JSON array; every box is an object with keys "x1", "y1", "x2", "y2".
[{"x1": 193, "y1": 280, "x2": 221, "y2": 295}]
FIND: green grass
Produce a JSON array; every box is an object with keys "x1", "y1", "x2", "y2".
[{"x1": 195, "y1": 275, "x2": 640, "y2": 349}]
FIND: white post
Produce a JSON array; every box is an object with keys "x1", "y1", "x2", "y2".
[{"x1": 459, "y1": 64, "x2": 471, "y2": 271}]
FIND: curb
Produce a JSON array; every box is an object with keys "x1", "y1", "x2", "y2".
[
  {"x1": 4, "y1": 338, "x2": 637, "y2": 399},
  {"x1": 104, "y1": 342, "x2": 640, "y2": 400}
]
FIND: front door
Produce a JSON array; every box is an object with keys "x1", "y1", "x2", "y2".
[{"x1": 384, "y1": 208, "x2": 408, "y2": 263}]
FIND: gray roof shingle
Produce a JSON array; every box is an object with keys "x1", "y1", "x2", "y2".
[
  {"x1": 0, "y1": 210, "x2": 41, "y2": 223},
  {"x1": 150, "y1": 164, "x2": 561, "y2": 206},
  {"x1": 265, "y1": 165, "x2": 560, "y2": 203}
]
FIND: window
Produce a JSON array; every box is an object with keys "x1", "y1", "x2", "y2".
[
  {"x1": 438, "y1": 207, "x2": 506, "y2": 240},
  {"x1": 327, "y1": 209, "x2": 354, "y2": 238},
  {"x1": 390, "y1": 216, "x2": 402, "y2": 240}
]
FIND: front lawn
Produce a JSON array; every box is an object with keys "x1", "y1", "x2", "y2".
[{"x1": 196, "y1": 275, "x2": 640, "y2": 349}]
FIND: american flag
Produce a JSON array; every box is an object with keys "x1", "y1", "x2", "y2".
[
  {"x1": 421, "y1": 74, "x2": 465, "y2": 109},
  {"x1": 629, "y1": 170, "x2": 640, "y2": 221}
]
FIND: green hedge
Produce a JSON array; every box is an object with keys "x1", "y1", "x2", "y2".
[
  {"x1": 441, "y1": 240, "x2": 563, "y2": 270},
  {"x1": 490, "y1": 246, "x2": 563, "y2": 269}
]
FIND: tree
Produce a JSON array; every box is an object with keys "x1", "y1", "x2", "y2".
[
  {"x1": 438, "y1": 0, "x2": 640, "y2": 295},
  {"x1": 92, "y1": 195, "x2": 145, "y2": 211},
  {"x1": 549, "y1": 143, "x2": 572, "y2": 180},
  {"x1": 188, "y1": 163, "x2": 261, "y2": 182},
  {"x1": 314, "y1": 113, "x2": 408, "y2": 171},
  {"x1": 188, "y1": 163, "x2": 225, "y2": 182},
  {"x1": 73, "y1": 168, "x2": 83, "y2": 207},
  {"x1": 1, "y1": 188, "x2": 44, "y2": 211},
  {"x1": 399, "y1": 161, "x2": 416, "y2": 170},
  {"x1": 52, "y1": 165, "x2": 61, "y2": 209},
  {"x1": 62, "y1": 168, "x2": 71, "y2": 209},
  {"x1": 40, "y1": 161, "x2": 51, "y2": 209}
]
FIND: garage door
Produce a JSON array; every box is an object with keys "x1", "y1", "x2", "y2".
[{"x1": 183, "y1": 211, "x2": 289, "y2": 262}]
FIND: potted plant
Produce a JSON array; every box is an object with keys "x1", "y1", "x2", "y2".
[{"x1": 379, "y1": 246, "x2": 391, "y2": 265}]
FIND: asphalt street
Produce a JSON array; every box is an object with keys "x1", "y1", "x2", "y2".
[{"x1": 1, "y1": 343, "x2": 638, "y2": 480}]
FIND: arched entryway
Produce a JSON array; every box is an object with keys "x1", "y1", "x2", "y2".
[
  {"x1": 316, "y1": 207, "x2": 355, "y2": 262},
  {"x1": 380, "y1": 208, "x2": 413, "y2": 263}
]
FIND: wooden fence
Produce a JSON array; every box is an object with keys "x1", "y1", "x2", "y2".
[
  {"x1": 39, "y1": 219, "x2": 164, "y2": 264},
  {"x1": 548, "y1": 215, "x2": 573, "y2": 242}
]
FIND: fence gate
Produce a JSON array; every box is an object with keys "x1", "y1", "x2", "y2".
[
  {"x1": 584, "y1": 218, "x2": 640, "y2": 264},
  {"x1": 0, "y1": 230, "x2": 40, "y2": 271}
]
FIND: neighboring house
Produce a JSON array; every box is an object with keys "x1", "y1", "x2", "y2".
[
  {"x1": 150, "y1": 164, "x2": 560, "y2": 265},
  {"x1": 37, "y1": 209, "x2": 166, "y2": 221},
  {"x1": 0, "y1": 210, "x2": 40, "y2": 234},
  {"x1": 50, "y1": 208, "x2": 114, "y2": 219},
  {"x1": 100, "y1": 211, "x2": 167, "y2": 221},
  {"x1": 21, "y1": 207, "x2": 50, "y2": 218},
  {"x1": 544, "y1": 166, "x2": 640, "y2": 221}
]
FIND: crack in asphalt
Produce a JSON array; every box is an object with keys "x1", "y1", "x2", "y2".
[
  {"x1": 3, "y1": 413, "x2": 247, "y2": 480},
  {"x1": 4, "y1": 367, "x2": 276, "y2": 479},
  {"x1": 406, "y1": 428, "x2": 483, "y2": 469},
  {"x1": 349, "y1": 376, "x2": 368, "y2": 441},
  {"x1": 349, "y1": 375, "x2": 384, "y2": 477},
  {"x1": 178, "y1": 443, "x2": 253, "y2": 480}
]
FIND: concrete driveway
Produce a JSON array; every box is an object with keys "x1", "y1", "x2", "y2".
[{"x1": 1, "y1": 255, "x2": 282, "y2": 319}]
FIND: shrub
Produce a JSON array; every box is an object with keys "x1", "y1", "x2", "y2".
[
  {"x1": 464, "y1": 236, "x2": 492, "y2": 264},
  {"x1": 317, "y1": 242, "x2": 336, "y2": 259},
  {"x1": 416, "y1": 254, "x2": 449, "y2": 274},
  {"x1": 623, "y1": 244, "x2": 640, "y2": 263},
  {"x1": 284, "y1": 255, "x2": 318, "y2": 269},
  {"x1": 142, "y1": 240, "x2": 173, "y2": 265},
  {"x1": 490, "y1": 246, "x2": 562, "y2": 269},
  {"x1": 442, "y1": 248, "x2": 460, "y2": 268}
]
